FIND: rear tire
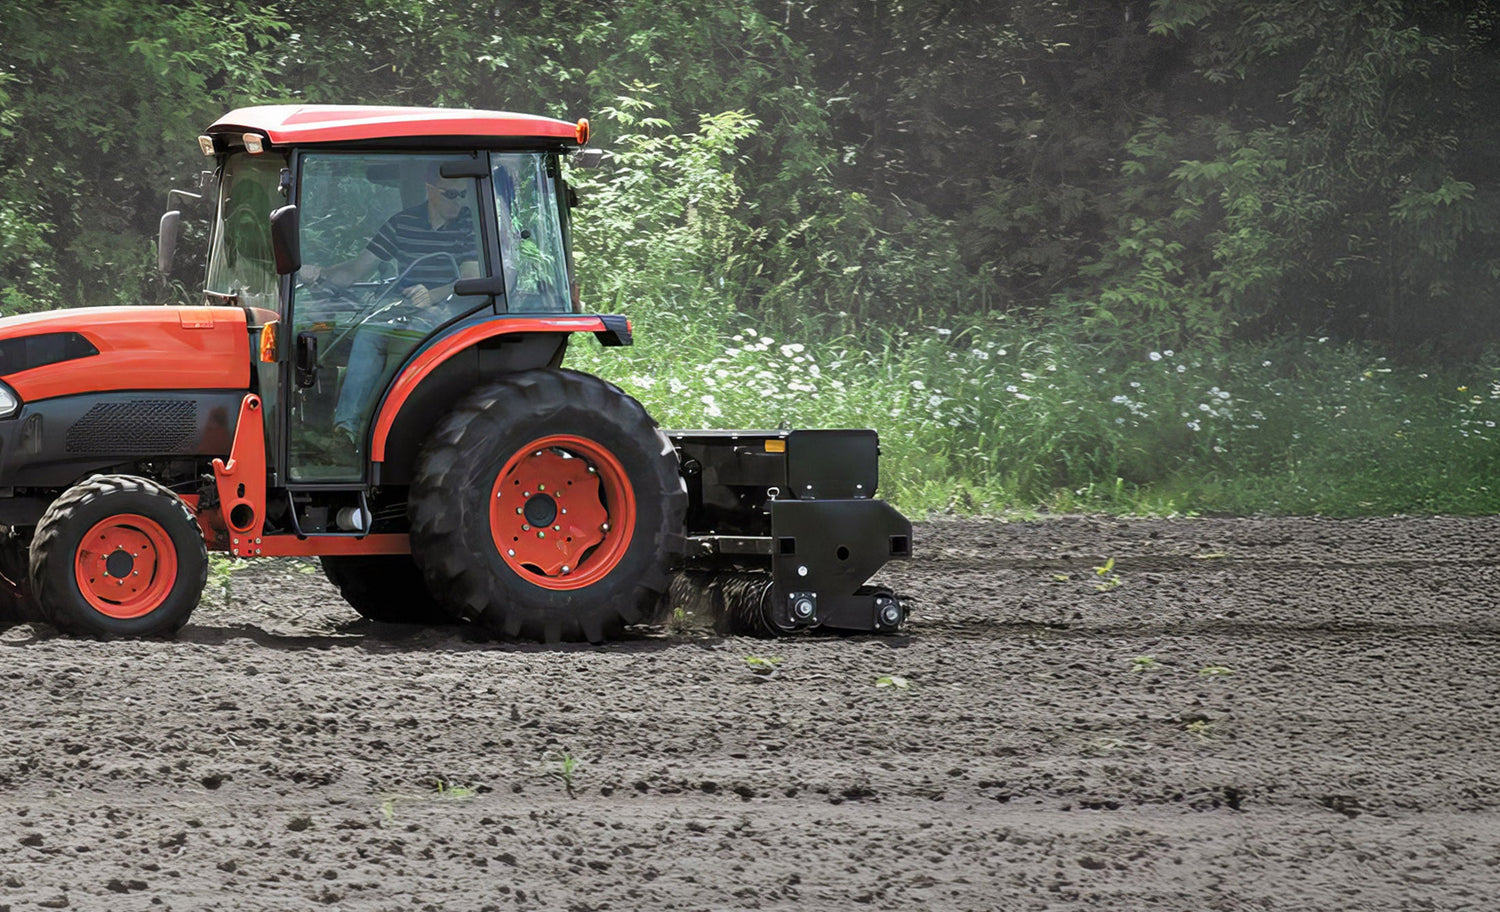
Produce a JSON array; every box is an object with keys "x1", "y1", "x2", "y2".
[
  {"x1": 321, "y1": 555, "x2": 449, "y2": 624},
  {"x1": 409, "y1": 369, "x2": 685, "y2": 643},
  {"x1": 30, "y1": 475, "x2": 207, "y2": 638}
]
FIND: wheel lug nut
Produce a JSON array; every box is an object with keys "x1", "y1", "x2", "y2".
[
  {"x1": 522, "y1": 524, "x2": 530, "y2": 531},
  {"x1": 507, "y1": 549, "x2": 516, "y2": 557},
  {"x1": 601, "y1": 522, "x2": 610, "y2": 532},
  {"x1": 537, "y1": 531, "x2": 546, "y2": 539}
]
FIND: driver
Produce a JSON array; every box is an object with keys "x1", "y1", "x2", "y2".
[{"x1": 299, "y1": 163, "x2": 482, "y2": 444}]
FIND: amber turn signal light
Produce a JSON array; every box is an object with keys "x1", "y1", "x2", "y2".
[{"x1": 258, "y1": 322, "x2": 278, "y2": 363}]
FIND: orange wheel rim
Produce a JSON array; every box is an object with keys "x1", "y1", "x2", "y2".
[
  {"x1": 489, "y1": 434, "x2": 636, "y2": 591},
  {"x1": 74, "y1": 514, "x2": 178, "y2": 619}
]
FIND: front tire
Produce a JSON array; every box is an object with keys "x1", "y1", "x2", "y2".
[
  {"x1": 409, "y1": 369, "x2": 686, "y2": 643},
  {"x1": 30, "y1": 475, "x2": 207, "y2": 638}
]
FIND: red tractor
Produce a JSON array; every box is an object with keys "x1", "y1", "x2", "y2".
[{"x1": 0, "y1": 105, "x2": 911, "y2": 642}]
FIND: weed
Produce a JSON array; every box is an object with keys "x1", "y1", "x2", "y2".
[
  {"x1": 743, "y1": 655, "x2": 784, "y2": 671},
  {"x1": 1093, "y1": 557, "x2": 1123, "y2": 591},
  {"x1": 666, "y1": 605, "x2": 692, "y2": 636},
  {"x1": 432, "y1": 778, "x2": 477, "y2": 799},
  {"x1": 540, "y1": 748, "x2": 581, "y2": 797},
  {"x1": 875, "y1": 675, "x2": 911, "y2": 689},
  {"x1": 378, "y1": 777, "x2": 477, "y2": 826},
  {"x1": 1088, "y1": 737, "x2": 1145, "y2": 755},
  {"x1": 1130, "y1": 655, "x2": 1161, "y2": 672},
  {"x1": 1185, "y1": 719, "x2": 1216, "y2": 742},
  {"x1": 1199, "y1": 665, "x2": 1235, "y2": 676},
  {"x1": 207, "y1": 554, "x2": 244, "y2": 609}
]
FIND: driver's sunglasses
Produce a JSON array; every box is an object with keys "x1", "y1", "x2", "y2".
[{"x1": 434, "y1": 187, "x2": 468, "y2": 201}]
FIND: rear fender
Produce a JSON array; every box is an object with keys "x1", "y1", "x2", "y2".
[{"x1": 368, "y1": 315, "x2": 631, "y2": 484}]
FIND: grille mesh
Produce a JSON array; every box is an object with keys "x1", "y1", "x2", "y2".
[{"x1": 66, "y1": 400, "x2": 198, "y2": 455}]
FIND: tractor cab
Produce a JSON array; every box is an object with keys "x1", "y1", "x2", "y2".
[{"x1": 198, "y1": 107, "x2": 586, "y2": 489}]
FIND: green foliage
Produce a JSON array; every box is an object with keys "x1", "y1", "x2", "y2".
[
  {"x1": 570, "y1": 92, "x2": 759, "y2": 303},
  {"x1": 6, "y1": 0, "x2": 1499, "y2": 354},
  {"x1": 0, "y1": 0, "x2": 288, "y2": 313},
  {"x1": 4, "y1": 0, "x2": 1500, "y2": 518}
]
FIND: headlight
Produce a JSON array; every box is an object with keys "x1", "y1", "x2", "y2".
[{"x1": 0, "y1": 381, "x2": 20, "y2": 419}]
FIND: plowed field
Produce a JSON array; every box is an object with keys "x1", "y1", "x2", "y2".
[{"x1": 3, "y1": 515, "x2": 1498, "y2": 911}]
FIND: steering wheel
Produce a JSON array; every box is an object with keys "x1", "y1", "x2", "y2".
[{"x1": 316, "y1": 252, "x2": 461, "y2": 365}]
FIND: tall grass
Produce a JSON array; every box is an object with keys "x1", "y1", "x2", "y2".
[{"x1": 567, "y1": 294, "x2": 1500, "y2": 517}]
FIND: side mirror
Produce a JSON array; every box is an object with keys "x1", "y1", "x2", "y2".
[
  {"x1": 157, "y1": 187, "x2": 203, "y2": 276},
  {"x1": 157, "y1": 210, "x2": 181, "y2": 275},
  {"x1": 571, "y1": 148, "x2": 605, "y2": 169},
  {"x1": 270, "y1": 204, "x2": 301, "y2": 275}
]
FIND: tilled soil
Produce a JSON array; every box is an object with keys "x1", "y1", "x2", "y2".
[{"x1": 3, "y1": 515, "x2": 1500, "y2": 911}]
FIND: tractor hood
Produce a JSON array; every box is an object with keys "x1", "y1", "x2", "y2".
[{"x1": 0, "y1": 306, "x2": 263, "y2": 404}]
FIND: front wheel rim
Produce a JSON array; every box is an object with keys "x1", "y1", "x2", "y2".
[
  {"x1": 489, "y1": 435, "x2": 636, "y2": 591},
  {"x1": 74, "y1": 514, "x2": 179, "y2": 619}
]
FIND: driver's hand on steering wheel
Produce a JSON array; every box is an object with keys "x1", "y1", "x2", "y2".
[{"x1": 402, "y1": 284, "x2": 432, "y2": 308}]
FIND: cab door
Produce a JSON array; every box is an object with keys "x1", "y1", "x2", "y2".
[{"x1": 283, "y1": 152, "x2": 490, "y2": 483}]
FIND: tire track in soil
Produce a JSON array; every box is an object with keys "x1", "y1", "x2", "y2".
[{"x1": 0, "y1": 515, "x2": 1498, "y2": 911}]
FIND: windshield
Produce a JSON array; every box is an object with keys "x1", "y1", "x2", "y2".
[
  {"x1": 205, "y1": 152, "x2": 284, "y2": 309},
  {"x1": 494, "y1": 152, "x2": 571, "y2": 313}
]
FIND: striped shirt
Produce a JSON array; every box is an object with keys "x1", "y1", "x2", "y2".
[{"x1": 367, "y1": 204, "x2": 479, "y2": 288}]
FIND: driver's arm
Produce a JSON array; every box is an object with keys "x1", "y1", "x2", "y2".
[
  {"x1": 401, "y1": 258, "x2": 482, "y2": 308},
  {"x1": 302, "y1": 249, "x2": 380, "y2": 287}
]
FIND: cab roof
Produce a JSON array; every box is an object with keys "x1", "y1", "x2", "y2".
[{"x1": 209, "y1": 105, "x2": 582, "y2": 147}]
